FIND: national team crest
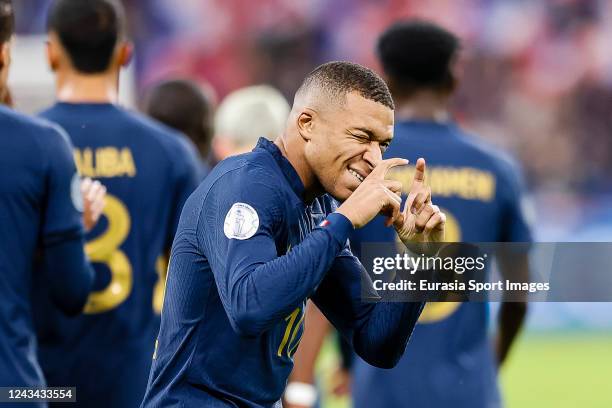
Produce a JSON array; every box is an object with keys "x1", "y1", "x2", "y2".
[{"x1": 224, "y1": 202, "x2": 259, "y2": 240}]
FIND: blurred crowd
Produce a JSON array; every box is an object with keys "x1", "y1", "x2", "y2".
[{"x1": 13, "y1": 0, "x2": 612, "y2": 227}]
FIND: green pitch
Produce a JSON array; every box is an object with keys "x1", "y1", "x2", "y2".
[
  {"x1": 500, "y1": 332, "x2": 612, "y2": 408},
  {"x1": 316, "y1": 332, "x2": 612, "y2": 408}
]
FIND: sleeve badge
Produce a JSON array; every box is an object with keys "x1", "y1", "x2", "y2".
[{"x1": 224, "y1": 202, "x2": 259, "y2": 240}]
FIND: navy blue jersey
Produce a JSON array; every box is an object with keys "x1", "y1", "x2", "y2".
[
  {"x1": 351, "y1": 120, "x2": 532, "y2": 408},
  {"x1": 0, "y1": 106, "x2": 92, "y2": 407},
  {"x1": 33, "y1": 103, "x2": 201, "y2": 408},
  {"x1": 141, "y1": 138, "x2": 424, "y2": 408}
]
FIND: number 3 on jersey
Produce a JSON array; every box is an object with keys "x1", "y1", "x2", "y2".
[{"x1": 83, "y1": 193, "x2": 132, "y2": 314}]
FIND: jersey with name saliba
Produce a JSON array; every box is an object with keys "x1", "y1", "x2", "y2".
[{"x1": 32, "y1": 102, "x2": 201, "y2": 408}]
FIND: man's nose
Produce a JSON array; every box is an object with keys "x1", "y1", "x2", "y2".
[{"x1": 363, "y1": 142, "x2": 383, "y2": 170}]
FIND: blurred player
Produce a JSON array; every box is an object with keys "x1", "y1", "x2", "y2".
[
  {"x1": 33, "y1": 1, "x2": 201, "y2": 407},
  {"x1": 141, "y1": 61, "x2": 447, "y2": 407},
  {"x1": 0, "y1": 0, "x2": 95, "y2": 403},
  {"x1": 142, "y1": 79, "x2": 215, "y2": 174},
  {"x1": 351, "y1": 22, "x2": 532, "y2": 408},
  {"x1": 213, "y1": 84, "x2": 290, "y2": 161}
]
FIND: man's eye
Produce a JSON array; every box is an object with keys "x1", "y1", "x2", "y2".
[{"x1": 380, "y1": 143, "x2": 390, "y2": 152}]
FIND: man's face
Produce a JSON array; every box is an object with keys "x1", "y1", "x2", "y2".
[{"x1": 304, "y1": 91, "x2": 394, "y2": 201}]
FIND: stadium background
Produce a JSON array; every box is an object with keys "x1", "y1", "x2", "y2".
[{"x1": 8, "y1": 0, "x2": 612, "y2": 407}]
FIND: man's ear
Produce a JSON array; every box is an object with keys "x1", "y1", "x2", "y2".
[
  {"x1": 448, "y1": 51, "x2": 464, "y2": 94},
  {"x1": 117, "y1": 42, "x2": 133, "y2": 68},
  {"x1": 296, "y1": 109, "x2": 315, "y2": 142},
  {"x1": 46, "y1": 37, "x2": 60, "y2": 71},
  {"x1": 0, "y1": 42, "x2": 7, "y2": 71}
]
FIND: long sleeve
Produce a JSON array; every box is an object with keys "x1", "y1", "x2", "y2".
[
  {"x1": 166, "y1": 134, "x2": 202, "y2": 250},
  {"x1": 312, "y1": 249, "x2": 424, "y2": 368},
  {"x1": 40, "y1": 125, "x2": 94, "y2": 315},
  {"x1": 198, "y1": 167, "x2": 353, "y2": 337},
  {"x1": 43, "y1": 236, "x2": 94, "y2": 315}
]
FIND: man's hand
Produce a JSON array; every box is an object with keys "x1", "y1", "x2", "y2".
[
  {"x1": 81, "y1": 177, "x2": 106, "y2": 232},
  {"x1": 394, "y1": 158, "x2": 445, "y2": 251},
  {"x1": 336, "y1": 158, "x2": 408, "y2": 228}
]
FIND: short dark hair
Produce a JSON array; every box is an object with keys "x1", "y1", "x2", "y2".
[
  {"x1": 47, "y1": 0, "x2": 126, "y2": 74},
  {"x1": 377, "y1": 20, "x2": 460, "y2": 96},
  {"x1": 143, "y1": 79, "x2": 214, "y2": 155},
  {"x1": 297, "y1": 61, "x2": 394, "y2": 110},
  {"x1": 0, "y1": 0, "x2": 14, "y2": 44}
]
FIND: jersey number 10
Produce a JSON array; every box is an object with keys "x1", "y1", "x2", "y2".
[{"x1": 277, "y1": 307, "x2": 305, "y2": 359}]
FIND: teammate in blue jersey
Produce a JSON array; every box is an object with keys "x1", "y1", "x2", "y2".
[
  {"x1": 141, "y1": 61, "x2": 449, "y2": 408},
  {"x1": 32, "y1": 1, "x2": 201, "y2": 407},
  {"x1": 0, "y1": 1, "x2": 94, "y2": 404},
  {"x1": 347, "y1": 21, "x2": 532, "y2": 408}
]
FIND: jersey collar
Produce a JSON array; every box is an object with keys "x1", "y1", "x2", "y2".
[{"x1": 254, "y1": 138, "x2": 305, "y2": 199}]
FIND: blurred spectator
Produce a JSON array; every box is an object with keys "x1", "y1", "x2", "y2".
[
  {"x1": 213, "y1": 84, "x2": 290, "y2": 161},
  {"x1": 142, "y1": 78, "x2": 216, "y2": 171}
]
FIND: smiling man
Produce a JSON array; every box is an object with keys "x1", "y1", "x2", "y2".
[{"x1": 141, "y1": 61, "x2": 446, "y2": 408}]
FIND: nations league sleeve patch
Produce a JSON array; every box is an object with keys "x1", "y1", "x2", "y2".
[
  {"x1": 224, "y1": 202, "x2": 259, "y2": 240},
  {"x1": 71, "y1": 173, "x2": 84, "y2": 212}
]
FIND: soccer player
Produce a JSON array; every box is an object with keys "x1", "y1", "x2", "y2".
[
  {"x1": 33, "y1": 1, "x2": 201, "y2": 407},
  {"x1": 344, "y1": 21, "x2": 531, "y2": 408},
  {"x1": 142, "y1": 79, "x2": 215, "y2": 174},
  {"x1": 287, "y1": 20, "x2": 533, "y2": 408},
  {"x1": 141, "y1": 61, "x2": 447, "y2": 408},
  {"x1": 0, "y1": 0, "x2": 94, "y2": 401}
]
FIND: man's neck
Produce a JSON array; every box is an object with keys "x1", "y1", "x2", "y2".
[
  {"x1": 394, "y1": 92, "x2": 450, "y2": 123},
  {"x1": 274, "y1": 135, "x2": 323, "y2": 203},
  {"x1": 55, "y1": 69, "x2": 119, "y2": 104}
]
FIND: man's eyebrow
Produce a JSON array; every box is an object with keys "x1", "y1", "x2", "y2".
[
  {"x1": 349, "y1": 127, "x2": 393, "y2": 143},
  {"x1": 352, "y1": 127, "x2": 376, "y2": 139},
  {"x1": 352, "y1": 127, "x2": 392, "y2": 144}
]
